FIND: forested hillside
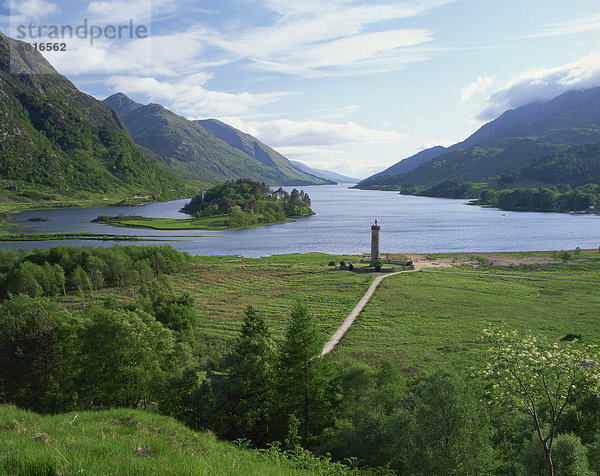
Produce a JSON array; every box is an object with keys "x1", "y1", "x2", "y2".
[{"x1": 0, "y1": 33, "x2": 189, "y2": 203}]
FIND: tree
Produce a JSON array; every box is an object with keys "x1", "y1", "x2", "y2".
[
  {"x1": 0, "y1": 295, "x2": 80, "y2": 412},
  {"x1": 274, "y1": 302, "x2": 338, "y2": 448},
  {"x1": 140, "y1": 274, "x2": 198, "y2": 338},
  {"x1": 401, "y1": 370, "x2": 495, "y2": 475},
  {"x1": 481, "y1": 330, "x2": 600, "y2": 476},
  {"x1": 213, "y1": 306, "x2": 276, "y2": 446},
  {"x1": 78, "y1": 306, "x2": 175, "y2": 407},
  {"x1": 520, "y1": 432, "x2": 594, "y2": 476}
]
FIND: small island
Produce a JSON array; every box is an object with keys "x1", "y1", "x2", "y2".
[{"x1": 94, "y1": 179, "x2": 315, "y2": 230}]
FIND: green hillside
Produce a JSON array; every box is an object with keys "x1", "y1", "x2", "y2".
[
  {"x1": 0, "y1": 33, "x2": 190, "y2": 205},
  {"x1": 0, "y1": 406, "x2": 351, "y2": 475},
  {"x1": 104, "y1": 93, "x2": 332, "y2": 188}
]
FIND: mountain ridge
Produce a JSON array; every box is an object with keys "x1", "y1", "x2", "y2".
[
  {"x1": 358, "y1": 87, "x2": 600, "y2": 190},
  {"x1": 0, "y1": 32, "x2": 188, "y2": 203},
  {"x1": 289, "y1": 160, "x2": 360, "y2": 183},
  {"x1": 104, "y1": 93, "x2": 332, "y2": 187}
]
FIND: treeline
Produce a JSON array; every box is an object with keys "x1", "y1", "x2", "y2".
[
  {"x1": 0, "y1": 245, "x2": 192, "y2": 300},
  {"x1": 522, "y1": 141, "x2": 600, "y2": 186},
  {"x1": 181, "y1": 179, "x2": 314, "y2": 226},
  {"x1": 400, "y1": 178, "x2": 600, "y2": 212},
  {"x1": 477, "y1": 183, "x2": 600, "y2": 211},
  {"x1": 3, "y1": 289, "x2": 600, "y2": 474}
]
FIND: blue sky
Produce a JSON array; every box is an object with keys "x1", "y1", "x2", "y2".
[{"x1": 3, "y1": 0, "x2": 600, "y2": 178}]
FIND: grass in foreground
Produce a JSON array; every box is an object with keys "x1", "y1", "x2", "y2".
[{"x1": 0, "y1": 406, "x2": 357, "y2": 475}]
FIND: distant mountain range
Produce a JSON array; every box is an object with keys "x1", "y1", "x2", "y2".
[
  {"x1": 289, "y1": 161, "x2": 360, "y2": 183},
  {"x1": 0, "y1": 32, "x2": 188, "y2": 202},
  {"x1": 358, "y1": 87, "x2": 600, "y2": 191},
  {"x1": 104, "y1": 93, "x2": 333, "y2": 187}
]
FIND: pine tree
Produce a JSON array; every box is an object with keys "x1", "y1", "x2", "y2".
[
  {"x1": 274, "y1": 302, "x2": 338, "y2": 448},
  {"x1": 213, "y1": 306, "x2": 276, "y2": 446}
]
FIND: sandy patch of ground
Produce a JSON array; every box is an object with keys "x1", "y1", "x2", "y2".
[{"x1": 403, "y1": 250, "x2": 599, "y2": 270}]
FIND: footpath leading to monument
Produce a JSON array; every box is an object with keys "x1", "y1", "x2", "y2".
[
  {"x1": 321, "y1": 270, "x2": 417, "y2": 356},
  {"x1": 321, "y1": 251, "x2": 571, "y2": 356}
]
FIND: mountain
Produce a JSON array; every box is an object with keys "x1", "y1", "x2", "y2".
[
  {"x1": 359, "y1": 87, "x2": 600, "y2": 190},
  {"x1": 289, "y1": 160, "x2": 360, "y2": 183},
  {"x1": 104, "y1": 94, "x2": 332, "y2": 187},
  {"x1": 0, "y1": 32, "x2": 188, "y2": 202}
]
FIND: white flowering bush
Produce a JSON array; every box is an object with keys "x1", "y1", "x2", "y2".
[{"x1": 481, "y1": 329, "x2": 600, "y2": 476}]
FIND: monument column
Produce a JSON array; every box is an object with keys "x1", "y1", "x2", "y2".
[{"x1": 370, "y1": 220, "x2": 380, "y2": 265}]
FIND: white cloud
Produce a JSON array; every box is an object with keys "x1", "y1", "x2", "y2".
[
  {"x1": 220, "y1": 117, "x2": 406, "y2": 147},
  {"x1": 214, "y1": 116, "x2": 407, "y2": 178},
  {"x1": 86, "y1": 0, "x2": 171, "y2": 22},
  {"x1": 529, "y1": 13, "x2": 600, "y2": 38},
  {"x1": 10, "y1": 0, "x2": 58, "y2": 19},
  {"x1": 460, "y1": 75, "x2": 494, "y2": 103},
  {"x1": 104, "y1": 76, "x2": 285, "y2": 117},
  {"x1": 42, "y1": 37, "x2": 152, "y2": 75},
  {"x1": 193, "y1": 0, "x2": 455, "y2": 77},
  {"x1": 478, "y1": 50, "x2": 600, "y2": 120}
]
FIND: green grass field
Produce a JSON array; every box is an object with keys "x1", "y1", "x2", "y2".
[
  {"x1": 58, "y1": 251, "x2": 600, "y2": 374},
  {"x1": 0, "y1": 406, "x2": 355, "y2": 475},
  {"x1": 181, "y1": 253, "x2": 600, "y2": 372},
  {"x1": 94, "y1": 214, "x2": 290, "y2": 230},
  {"x1": 332, "y1": 268, "x2": 600, "y2": 372}
]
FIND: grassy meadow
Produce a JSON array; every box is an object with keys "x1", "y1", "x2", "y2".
[
  {"x1": 67, "y1": 250, "x2": 600, "y2": 374},
  {"x1": 334, "y1": 265, "x2": 600, "y2": 372}
]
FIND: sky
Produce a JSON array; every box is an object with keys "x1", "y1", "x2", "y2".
[{"x1": 3, "y1": 0, "x2": 600, "y2": 178}]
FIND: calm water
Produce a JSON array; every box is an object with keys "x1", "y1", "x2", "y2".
[{"x1": 2, "y1": 184, "x2": 599, "y2": 256}]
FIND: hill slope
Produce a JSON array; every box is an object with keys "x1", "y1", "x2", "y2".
[
  {"x1": 104, "y1": 94, "x2": 332, "y2": 187},
  {"x1": 359, "y1": 87, "x2": 600, "y2": 190},
  {"x1": 289, "y1": 160, "x2": 360, "y2": 183},
  {"x1": 0, "y1": 406, "x2": 342, "y2": 475},
  {"x1": 0, "y1": 33, "x2": 188, "y2": 203}
]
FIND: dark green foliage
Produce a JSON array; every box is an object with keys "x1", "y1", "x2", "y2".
[
  {"x1": 523, "y1": 142, "x2": 600, "y2": 186},
  {"x1": 418, "y1": 178, "x2": 478, "y2": 198},
  {"x1": 401, "y1": 371, "x2": 495, "y2": 475},
  {"x1": 213, "y1": 306, "x2": 276, "y2": 446},
  {"x1": 0, "y1": 295, "x2": 80, "y2": 412},
  {"x1": 273, "y1": 303, "x2": 338, "y2": 448},
  {"x1": 319, "y1": 368, "x2": 494, "y2": 475},
  {"x1": 520, "y1": 433, "x2": 594, "y2": 476},
  {"x1": 159, "y1": 368, "x2": 213, "y2": 431},
  {"x1": 477, "y1": 184, "x2": 599, "y2": 211},
  {"x1": 140, "y1": 275, "x2": 199, "y2": 338},
  {"x1": 181, "y1": 179, "x2": 314, "y2": 223},
  {"x1": 77, "y1": 306, "x2": 175, "y2": 408},
  {"x1": 0, "y1": 245, "x2": 192, "y2": 300}
]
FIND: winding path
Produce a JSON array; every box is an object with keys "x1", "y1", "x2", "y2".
[
  {"x1": 321, "y1": 270, "x2": 416, "y2": 356},
  {"x1": 320, "y1": 265, "x2": 543, "y2": 356}
]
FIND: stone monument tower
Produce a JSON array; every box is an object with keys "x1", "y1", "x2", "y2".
[{"x1": 370, "y1": 219, "x2": 380, "y2": 265}]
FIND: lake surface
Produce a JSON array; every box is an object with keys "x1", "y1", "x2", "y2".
[{"x1": 2, "y1": 184, "x2": 600, "y2": 256}]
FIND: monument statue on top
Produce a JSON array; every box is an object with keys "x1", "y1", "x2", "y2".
[{"x1": 370, "y1": 219, "x2": 380, "y2": 266}]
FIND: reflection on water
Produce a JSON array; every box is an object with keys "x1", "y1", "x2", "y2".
[{"x1": 2, "y1": 184, "x2": 599, "y2": 257}]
